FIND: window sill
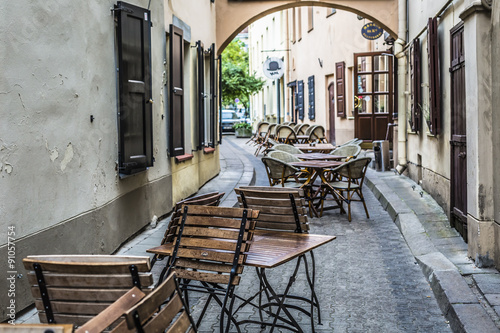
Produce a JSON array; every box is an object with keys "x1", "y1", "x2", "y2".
[
  {"x1": 203, "y1": 147, "x2": 215, "y2": 154},
  {"x1": 175, "y1": 154, "x2": 194, "y2": 163}
]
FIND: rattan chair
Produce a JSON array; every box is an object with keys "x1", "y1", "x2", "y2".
[
  {"x1": 308, "y1": 125, "x2": 327, "y2": 143},
  {"x1": 322, "y1": 157, "x2": 372, "y2": 221},
  {"x1": 330, "y1": 144, "x2": 362, "y2": 162},
  {"x1": 276, "y1": 125, "x2": 298, "y2": 144},
  {"x1": 272, "y1": 144, "x2": 303, "y2": 155}
]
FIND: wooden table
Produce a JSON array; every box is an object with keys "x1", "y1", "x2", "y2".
[
  {"x1": 296, "y1": 153, "x2": 345, "y2": 161},
  {"x1": 289, "y1": 160, "x2": 344, "y2": 217},
  {"x1": 296, "y1": 135, "x2": 309, "y2": 143},
  {"x1": 147, "y1": 230, "x2": 336, "y2": 332},
  {"x1": 294, "y1": 143, "x2": 335, "y2": 153}
]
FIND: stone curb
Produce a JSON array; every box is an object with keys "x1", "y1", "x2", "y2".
[{"x1": 365, "y1": 170, "x2": 499, "y2": 333}]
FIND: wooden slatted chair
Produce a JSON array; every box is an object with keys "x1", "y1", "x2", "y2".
[
  {"x1": 22, "y1": 255, "x2": 154, "y2": 327},
  {"x1": 75, "y1": 273, "x2": 196, "y2": 333},
  {"x1": 152, "y1": 191, "x2": 225, "y2": 267},
  {"x1": 234, "y1": 186, "x2": 322, "y2": 331},
  {"x1": 158, "y1": 205, "x2": 259, "y2": 333}
]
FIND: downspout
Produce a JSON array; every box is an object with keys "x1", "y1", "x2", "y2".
[{"x1": 395, "y1": 0, "x2": 408, "y2": 174}]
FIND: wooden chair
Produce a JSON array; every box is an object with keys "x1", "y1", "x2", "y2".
[
  {"x1": 22, "y1": 255, "x2": 154, "y2": 327},
  {"x1": 152, "y1": 191, "x2": 225, "y2": 267},
  {"x1": 322, "y1": 157, "x2": 372, "y2": 221},
  {"x1": 234, "y1": 186, "x2": 322, "y2": 330},
  {"x1": 158, "y1": 205, "x2": 259, "y2": 333},
  {"x1": 75, "y1": 273, "x2": 196, "y2": 333},
  {"x1": 0, "y1": 324, "x2": 74, "y2": 332}
]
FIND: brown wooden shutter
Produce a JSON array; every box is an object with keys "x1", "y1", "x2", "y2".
[
  {"x1": 209, "y1": 43, "x2": 216, "y2": 148},
  {"x1": 169, "y1": 24, "x2": 185, "y2": 156},
  {"x1": 336, "y1": 62, "x2": 346, "y2": 117},
  {"x1": 115, "y1": 1, "x2": 153, "y2": 176},
  {"x1": 197, "y1": 40, "x2": 205, "y2": 149},
  {"x1": 427, "y1": 17, "x2": 441, "y2": 135},
  {"x1": 410, "y1": 38, "x2": 421, "y2": 132}
]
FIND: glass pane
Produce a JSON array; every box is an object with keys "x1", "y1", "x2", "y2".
[
  {"x1": 357, "y1": 95, "x2": 373, "y2": 114},
  {"x1": 374, "y1": 55, "x2": 389, "y2": 71},
  {"x1": 357, "y1": 56, "x2": 372, "y2": 72},
  {"x1": 374, "y1": 95, "x2": 389, "y2": 113},
  {"x1": 374, "y1": 74, "x2": 389, "y2": 92},
  {"x1": 357, "y1": 74, "x2": 371, "y2": 93}
]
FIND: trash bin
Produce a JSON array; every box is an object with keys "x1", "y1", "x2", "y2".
[{"x1": 372, "y1": 140, "x2": 390, "y2": 171}]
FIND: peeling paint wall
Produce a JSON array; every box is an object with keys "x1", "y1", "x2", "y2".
[{"x1": 0, "y1": 0, "x2": 220, "y2": 320}]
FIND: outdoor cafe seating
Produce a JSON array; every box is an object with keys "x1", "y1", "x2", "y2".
[{"x1": 235, "y1": 186, "x2": 328, "y2": 331}]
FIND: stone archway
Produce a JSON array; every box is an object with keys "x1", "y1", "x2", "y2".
[{"x1": 215, "y1": 0, "x2": 399, "y2": 54}]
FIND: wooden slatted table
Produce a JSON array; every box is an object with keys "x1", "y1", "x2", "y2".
[{"x1": 147, "y1": 231, "x2": 336, "y2": 332}]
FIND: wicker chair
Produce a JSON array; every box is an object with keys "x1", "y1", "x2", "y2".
[
  {"x1": 272, "y1": 144, "x2": 303, "y2": 155},
  {"x1": 330, "y1": 144, "x2": 362, "y2": 162},
  {"x1": 296, "y1": 123, "x2": 310, "y2": 135},
  {"x1": 261, "y1": 156, "x2": 304, "y2": 187},
  {"x1": 247, "y1": 121, "x2": 269, "y2": 146},
  {"x1": 275, "y1": 125, "x2": 298, "y2": 144},
  {"x1": 322, "y1": 157, "x2": 372, "y2": 221},
  {"x1": 308, "y1": 125, "x2": 327, "y2": 143}
]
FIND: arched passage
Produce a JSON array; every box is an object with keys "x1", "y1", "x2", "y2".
[{"x1": 215, "y1": 0, "x2": 399, "y2": 54}]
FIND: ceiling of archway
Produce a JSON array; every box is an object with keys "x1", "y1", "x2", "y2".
[{"x1": 216, "y1": 0, "x2": 399, "y2": 54}]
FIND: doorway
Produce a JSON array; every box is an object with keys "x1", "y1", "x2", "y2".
[
  {"x1": 450, "y1": 23, "x2": 467, "y2": 241},
  {"x1": 353, "y1": 52, "x2": 394, "y2": 141}
]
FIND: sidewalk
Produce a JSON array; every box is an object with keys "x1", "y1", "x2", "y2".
[
  {"x1": 16, "y1": 136, "x2": 500, "y2": 332},
  {"x1": 364, "y1": 169, "x2": 500, "y2": 333}
]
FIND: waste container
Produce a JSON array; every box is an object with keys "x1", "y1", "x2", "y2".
[{"x1": 372, "y1": 140, "x2": 390, "y2": 171}]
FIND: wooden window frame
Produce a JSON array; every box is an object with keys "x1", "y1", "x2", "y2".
[{"x1": 169, "y1": 24, "x2": 185, "y2": 157}]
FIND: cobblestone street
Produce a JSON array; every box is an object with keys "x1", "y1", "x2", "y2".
[{"x1": 185, "y1": 137, "x2": 452, "y2": 332}]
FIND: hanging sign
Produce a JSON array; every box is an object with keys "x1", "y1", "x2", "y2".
[
  {"x1": 263, "y1": 57, "x2": 284, "y2": 80},
  {"x1": 361, "y1": 22, "x2": 383, "y2": 40}
]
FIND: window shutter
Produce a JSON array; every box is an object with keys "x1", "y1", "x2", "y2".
[
  {"x1": 297, "y1": 80, "x2": 304, "y2": 120},
  {"x1": 308, "y1": 75, "x2": 315, "y2": 120},
  {"x1": 427, "y1": 17, "x2": 441, "y2": 135},
  {"x1": 209, "y1": 43, "x2": 216, "y2": 148},
  {"x1": 335, "y1": 61, "x2": 346, "y2": 117},
  {"x1": 169, "y1": 24, "x2": 185, "y2": 156},
  {"x1": 115, "y1": 1, "x2": 153, "y2": 176},
  {"x1": 197, "y1": 40, "x2": 205, "y2": 149},
  {"x1": 410, "y1": 38, "x2": 421, "y2": 132}
]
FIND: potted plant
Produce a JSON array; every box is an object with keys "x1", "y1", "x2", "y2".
[{"x1": 233, "y1": 122, "x2": 253, "y2": 138}]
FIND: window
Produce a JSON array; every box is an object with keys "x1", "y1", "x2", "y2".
[
  {"x1": 169, "y1": 24, "x2": 185, "y2": 157},
  {"x1": 115, "y1": 1, "x2": 153, "y2": 176},
  {"x1": 427, "y1": 17, "x2": 441, "y2": 135},
  {"x1": 409, "y1": 38, "x2": 421, "y2": 132},
  {"x1": 336, "y1": 62, "x2": 346, "y2": 117},
  {"x1": 308, "y1": 75, "x2": 315, "y2": 120}
]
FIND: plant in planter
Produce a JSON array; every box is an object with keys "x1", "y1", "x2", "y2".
[{"x1": 233, "y1": 122, "x2": 253, "y2": 138}]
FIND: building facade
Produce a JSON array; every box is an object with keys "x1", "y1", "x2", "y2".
[{"x1": 0, "y1": 0, "x2": 221, "y2": 319}]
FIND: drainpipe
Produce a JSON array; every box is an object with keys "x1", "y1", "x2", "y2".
[{"x1": 395, "y1": 0, "x2": 407, "y2": 174}]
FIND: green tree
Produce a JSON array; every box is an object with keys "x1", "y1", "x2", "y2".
[{"x1": 221, "y1": 39, "x2": 265, "y2": 113}]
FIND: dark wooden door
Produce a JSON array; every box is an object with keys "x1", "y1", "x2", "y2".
[
  {"x1": 450, "y1": 23, "x2": 467, "y2": 241},
  {"x1": 328, "y1": 82, "x2": 336, "y2": 144},
  {"x1": 354, "y1": 52, "x2": 393, "y2": 141}
]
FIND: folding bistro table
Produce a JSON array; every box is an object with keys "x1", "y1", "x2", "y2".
[{"x1": 147, "y1": 231, "x2": 336, "y2": 332}]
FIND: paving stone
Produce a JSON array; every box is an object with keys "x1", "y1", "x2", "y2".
[{"x1": 449, "y1": 303, "x2": 500, "y2": 333}]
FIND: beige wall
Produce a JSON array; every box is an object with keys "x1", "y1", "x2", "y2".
[{"x1": 287, "y1": 7, "x2": 383, "y2": 145}]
